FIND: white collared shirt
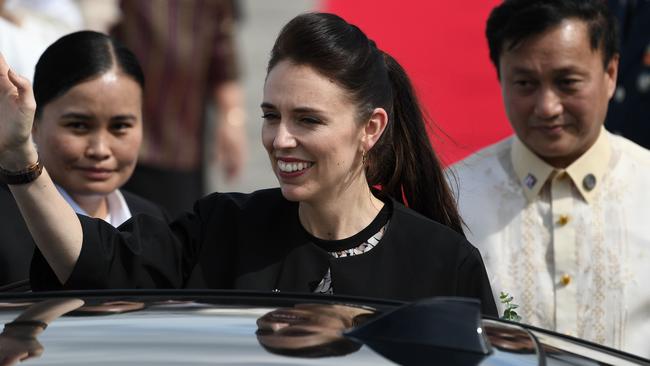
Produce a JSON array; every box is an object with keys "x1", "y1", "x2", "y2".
[
  {"x1": 56, "y1": 186, "x2": 132, "y2": 228},
  {"x1": 451, "y1": 128, "x2": 650, "y2": 358}
]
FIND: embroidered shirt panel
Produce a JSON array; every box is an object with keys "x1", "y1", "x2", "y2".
[{"x1": 451, "y1": 132, "x2": 650, "y2": 358}]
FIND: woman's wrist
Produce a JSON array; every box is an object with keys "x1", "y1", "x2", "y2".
[
  {"x1": 0, "y1": 160, "x2": 43, "y2": 185},
  {"x1": 2, "y1": 320, "x2": 47, "y2": 339},
  {"x1": 3, "y1": 320, "x2": 48, "y2": 331},
  {"x1": 0, "y1": 143, "x2": 39, "y2": 171}
]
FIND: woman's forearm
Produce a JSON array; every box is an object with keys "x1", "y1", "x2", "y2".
[
  {"x1": 1, "y1": 54, "x2": 82, "y2": 285},
  {"x1": 9, "y1": 168, "x2": 82, "y2": 284}
]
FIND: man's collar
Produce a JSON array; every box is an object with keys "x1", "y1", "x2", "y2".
[{"x1": 511, "y1": 127, "x2": 610, "y2": 204}]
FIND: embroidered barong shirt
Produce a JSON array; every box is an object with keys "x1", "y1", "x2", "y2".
[{"x1": 452, "y1": 128, "x2": 650, "y2": 357}]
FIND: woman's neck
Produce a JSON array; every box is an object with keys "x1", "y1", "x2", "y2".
[
  {"x1": 299, "y1": 180, "x2": 384, "y2": 240},
  {"x1": 70, "y1": 193, "x2": 109, "y2": 219}
]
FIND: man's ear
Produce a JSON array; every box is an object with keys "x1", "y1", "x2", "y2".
[
  {"x1": 605, "y1": 54, "x2": 619, "y2": 99},
  {"x1": 361, "y1": 107, "x2": 388, "y2": 152}
]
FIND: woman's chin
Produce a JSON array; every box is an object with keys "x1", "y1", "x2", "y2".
[{"x1": 279, "y1": 185, "x2": 311, "y2": 203}]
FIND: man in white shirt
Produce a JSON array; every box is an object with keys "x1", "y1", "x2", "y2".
[{"x1": 452, "y1": 0, "x2": 650, "y2": 357}]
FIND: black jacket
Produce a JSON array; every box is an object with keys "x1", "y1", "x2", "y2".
[
  {"x1": 32, "y1": 188, "x2": 497, "y2": 315},
  {"x1": 0, "y1": 184, "x2": 168, "y2": 287}
]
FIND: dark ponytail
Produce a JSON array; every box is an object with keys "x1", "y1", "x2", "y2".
[
  {"x1": 268, "y1": 12, "x2": 464, "y2": 234},
  {"x1": 366, "y1": 53, "x2": 464, "y2": 234}
]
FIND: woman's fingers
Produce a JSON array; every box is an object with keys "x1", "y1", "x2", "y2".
[
  {"x1": 0, "y1": 52, "x2": 34, "y2": 109},
  {"x1": 1, "y1": 353, "x2": 26, "y2": 366},
  {"x1": 7, "y1": 69, "x2": 35, "y2": 110},
  {"x1": 0, "y1": 52, "x2": 10, "y2": 75},
  {"x1": 0, "y1": 52, "x2": 37, "y2": 168},
  {"x1": 0, "y1": 57, "x2": 18, "y2": 97}
]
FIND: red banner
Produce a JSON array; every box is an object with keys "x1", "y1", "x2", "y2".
[{"x1": 320, "y1": 0, "x2": 512, "y2": 165}]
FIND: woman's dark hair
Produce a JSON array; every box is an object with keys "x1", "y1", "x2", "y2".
[
  {"x1": 33, "y1": 30, "x2": 145, "y2": 118},
  {"x1": 486, "y1": 0, "x2": 619, "y2": 76},
  {"x1": 267, "y1": 12, "x2": 464, "y2": 234}
]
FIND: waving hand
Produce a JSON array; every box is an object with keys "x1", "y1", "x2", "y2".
[{"x1": 0, "y1": 53, "x2": 37, "y2": 169}]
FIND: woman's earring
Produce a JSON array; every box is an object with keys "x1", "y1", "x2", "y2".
[{"x1": 362, "y1": 150, "x2": 368, "y2": 166}]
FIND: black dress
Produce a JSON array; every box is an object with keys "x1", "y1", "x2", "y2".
[
  {"x1": 31, "y1": 188, "x2": 497, "y2": 316},
  {"x1": 0, "y1": 184, "x2": 168, "y2": 287}
]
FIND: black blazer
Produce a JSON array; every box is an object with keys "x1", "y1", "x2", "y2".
[
  {"x1": 0, "y1": 184, "x2": 168, "y2": 287},
  {"x1": 31, "y1": 188, "x2": 497, "y2": 315}
]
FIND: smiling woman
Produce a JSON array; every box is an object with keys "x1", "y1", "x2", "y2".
[
  {"x1": 30, "y1": 31, "x2": 169, "y2": 224},
  {"x1": 0, "y1": 31, "x2": 169, "y2": 287},
  {"x1": 0, "y1": 13, "x2": 496, "y2": 315},
  {"x1": 33, "y1": 66, "x2": 143, "y2": 220}
]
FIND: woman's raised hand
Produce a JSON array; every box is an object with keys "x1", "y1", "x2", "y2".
[
  {"x1": 0, "y1": 54, "x2": 82, "y2": 286},
  {"x1": 0, "y1": 53, "x2": 38, "y2": 170}
]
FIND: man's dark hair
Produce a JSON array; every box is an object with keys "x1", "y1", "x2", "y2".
[{"x1": 486, "y1": 0, "x2": 619, "y2": 76}]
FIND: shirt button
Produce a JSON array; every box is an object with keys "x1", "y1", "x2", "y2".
[
  {"x1": 561, "y1": 274, "x2": 571, "y2": 286},
  {"x1": 557, "y1": 215, "x2": 570, "y2": 226}
]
